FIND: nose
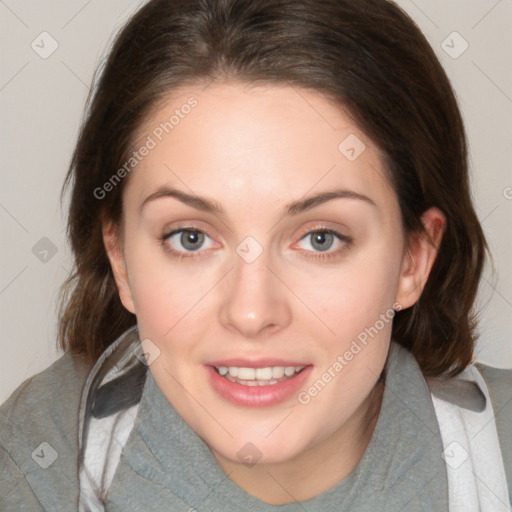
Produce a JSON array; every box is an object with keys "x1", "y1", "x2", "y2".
[{"x1": 218, "y1": 247, "x2": 292, "y2": 339}]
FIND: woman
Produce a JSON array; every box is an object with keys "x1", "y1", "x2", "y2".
[{"x1": 1, "y1": 0, "x2": 511, "y2": 510}]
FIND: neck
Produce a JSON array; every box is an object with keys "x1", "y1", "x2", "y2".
[{"x1": 211, "y1": 376, "x2": 385, "y2": 505}]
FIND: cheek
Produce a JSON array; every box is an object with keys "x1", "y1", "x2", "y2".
[
  {"x1": 121, "y1": 233, "x2": 198, "y2": 335},
  {"x1": 123, "y1": 244, "x2": 224, "y2": 371},
  {"x1": 293, "y1": 256, "x2": 398, "y2": 426},
  {"x1": 293, "y1": 247, "x2": 402, "y2": 343},
  {"x1": 130, "y1": 268, "x2": 208, "y2": 339}
]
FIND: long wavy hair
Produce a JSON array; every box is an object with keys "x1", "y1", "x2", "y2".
[{"x1": 59, "y1": 0, "x2": 488, "y2": 378}]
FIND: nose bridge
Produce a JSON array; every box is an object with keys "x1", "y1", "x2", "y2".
[{"x1": 218, "y1": 241, "x2": 291, "y2": 337}]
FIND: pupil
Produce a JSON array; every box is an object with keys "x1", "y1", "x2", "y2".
[
  {"x1": 181, "y1": 230, "x2": 204, "y2": 250},
  {"x1": 311, "y1": 232, "x2": 333, "y2": 252}
]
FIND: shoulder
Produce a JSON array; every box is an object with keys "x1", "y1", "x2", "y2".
[
  {"x1": 475, "y1": 362, "x2": 512, "y2": 500},
  {"x1": 475, "y1": 362, "x2": 512, "y2": 420},
  {"x1": 0, "y1": 351, "x2": 93, "y2": 510},
  {"x1": 0, "y1": 350, "x2": 93, "y2": 434},
  {"x1": 476, "y1": 361, "x2": 512, "y2": 386}
]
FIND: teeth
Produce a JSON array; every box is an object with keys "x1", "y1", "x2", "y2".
[
  {"x1": 217, "y1": 365, "x2": 305, "y2": 381},
  {"x1": 238, "y1": 367, "x2": 255, "y2": 380},
  {"x1": 224, "y1": 373, "x2": 281, "y2": 386},
  {"x1": 270, "y1": 367, "x2": 284, "y2": 379},
  {"x1": 256, "y1": 367, "x2": 272, "y2": 380}
]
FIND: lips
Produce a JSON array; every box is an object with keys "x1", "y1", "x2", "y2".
[{"x1": 205, "y1": 362, "x2": 313, "y2": 407}]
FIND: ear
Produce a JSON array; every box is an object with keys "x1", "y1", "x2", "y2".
[
  {"x1": 102, "y1": 220, "x2": 136, "y2": 314},
  {"x1": 395, "y1": 207, "x2": 446, "y2": 310}
]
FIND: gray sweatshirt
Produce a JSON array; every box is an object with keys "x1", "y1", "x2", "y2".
[{"x1": 1, "y1": 340, "x2": 511, "y2": 511}]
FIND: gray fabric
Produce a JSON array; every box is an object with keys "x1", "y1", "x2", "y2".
[
  {"x1": 476, "y1": 362, "x2": 512, "y2": 503},
  {"x1": 0, "y1": 351, "x2": 92, "y2": 511},
  {"x1": 1, "y1": 340, "x2": 511, "y2": 511},
  {"x1": 426, "y1": 376, "x2": 486, "y2": 412},
  {"x1": 104, "y1": 341, "x2": 448, "y2": 511}
]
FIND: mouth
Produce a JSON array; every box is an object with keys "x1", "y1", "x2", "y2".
[
  {"x1": 205, "y1": 361, "x2": 313, "y2": 407},
  {"x1": 212, "y1": 364, "x2": 306, "y2": 386}
]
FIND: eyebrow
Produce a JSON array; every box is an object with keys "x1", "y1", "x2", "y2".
[
  {"x1": 286, "y1": 189, "x2": 377, "y2": 214},
  {"x1": 140, "y1": 186, "x2": 377, "y2": 216},
  {"x1": 140, "y1": 187, "x2": 224, "y2": 214}
]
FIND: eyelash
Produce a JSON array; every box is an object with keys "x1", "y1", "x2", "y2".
[
  {"x1": 160, "y1": 226, "x2": 211, "y2": 262},
  {"x1": 160, "y1": 226, "x2": 352, "y2": 261},
  {"x1": 296, "y1": 227, "x2": 352, "y2": 261}
]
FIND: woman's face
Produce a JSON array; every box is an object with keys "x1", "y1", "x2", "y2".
[{"x1": 105, "y1": 82, "x2": 428, "y2": 466}]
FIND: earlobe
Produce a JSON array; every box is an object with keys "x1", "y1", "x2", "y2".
[
  {"x1": 395, "y1": 207, "x2": 446, "y2": 310},
  {"x1": 102, "y1": 220, "x2": 136, "y2": 314}
]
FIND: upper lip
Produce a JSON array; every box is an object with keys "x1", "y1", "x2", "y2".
[{"x1": 207, "y1": 358, "x2": 311, "y2": 368}]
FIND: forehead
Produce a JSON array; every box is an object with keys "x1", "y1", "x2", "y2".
[{"x1": 125, "y1": 81, "x2": 397, "y2": 215}]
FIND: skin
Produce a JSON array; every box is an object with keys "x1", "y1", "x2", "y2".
[{"x1": 103, "y1": 81, "x2": 445, "y2": 505}]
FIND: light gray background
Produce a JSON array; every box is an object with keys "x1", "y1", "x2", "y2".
[{"x1": 1, "y1": 0, "x2": 511, "y2": 403}]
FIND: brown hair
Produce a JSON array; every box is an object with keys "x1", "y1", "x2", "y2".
[{"x1": 59, "y1": 0, "x2": 488, "y2": 378}]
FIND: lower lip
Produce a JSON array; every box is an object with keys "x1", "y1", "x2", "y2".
[{"x1": 205, "y1": 365, "x2": 313, "y2": 407}]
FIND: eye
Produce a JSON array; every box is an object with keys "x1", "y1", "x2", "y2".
[
  {"x1": 296, "y1": 229, "x2": 351, "y2": 255},
  {"x1": 163, "y1": 228, "x2": 214, "y2": 254}
]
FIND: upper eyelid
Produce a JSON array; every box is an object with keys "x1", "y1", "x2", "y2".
[
  {"x1": 164, "y1": 227, "x2": 214, "y2": 245},
  {"x1": 293, "y1": 228, "x2": 350, "y2": 250},
  {"x1": 297, "y1": 225, "x2": 348, "y2": 237},
  {"x1": 164, "y1": 225, "x2": 347, "y2": 238},
  {"x1": 294, "y1": 225, "x2": 351, "y2": 246},
  {"x1": 163, "y1": 223, "x2": 211, "y2": 237}
]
